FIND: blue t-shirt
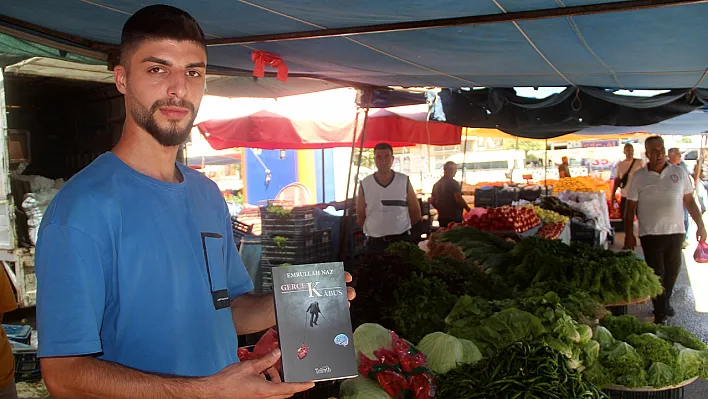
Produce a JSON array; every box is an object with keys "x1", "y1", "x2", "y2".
[{"x1": 35, "y1": 152, "x2": 254, "y2": 377}]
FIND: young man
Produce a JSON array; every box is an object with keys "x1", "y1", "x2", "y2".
[
  {"x1": 356, "y1": 143, "x2": 421, "y2": 253},
  {"x1": 612, "y1": 143, "x2": 644, "y2": 219},
  {"x1": 35, "y1": 6, "x2": 354, "y2": 398},
  {"x1": 558, "y1": 156, "x2": 571, "y2": 178},
  {"x1": 624, "y1": 136, "x2": 706, "y2": 324},
  {"x1": 431, "y1": 161, "x2": 470, "y2": 228}
]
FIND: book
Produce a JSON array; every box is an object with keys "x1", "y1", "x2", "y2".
[{"x1": 271, "y1": 262, "x2": 358, "y2": 383}]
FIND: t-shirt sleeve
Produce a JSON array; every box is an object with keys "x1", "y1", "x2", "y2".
[
  {"x1": 626, "y1": 174, "x2": 640, "y2": 201},
  {"x1": 0, "y1": 268, "x2": 16, "y2": 314},
  {"x1": 224, "y1": 209, "x2": 254, "y2": 299},
  {"x1": 35, "y1": 223, "x2": 106, "y2": 358}
]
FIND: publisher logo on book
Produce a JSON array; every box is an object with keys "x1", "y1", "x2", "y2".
[{"x1": 315, "y1": 366, "x2": 332, "y2": 375}]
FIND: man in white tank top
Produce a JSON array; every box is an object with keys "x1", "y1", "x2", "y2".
[{"x1": 356, "y1": 143, "x2": 421, "y2": 253}]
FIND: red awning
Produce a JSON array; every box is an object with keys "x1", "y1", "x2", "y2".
[{"x1": 196, "y1": 106, "x2": 461, "y2": 150}]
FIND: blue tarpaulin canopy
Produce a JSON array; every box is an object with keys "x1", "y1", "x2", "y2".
[
  {"x1": 1, "y1": 1, "x2": 707, "y2": 136},
  {"x1": 1, "y1": 1, "x2": 706, "y2": 89}
]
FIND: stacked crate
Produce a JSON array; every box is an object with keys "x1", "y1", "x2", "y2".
[{"x1": 259, "y1": 201, "x2": 332, "y2": 292}]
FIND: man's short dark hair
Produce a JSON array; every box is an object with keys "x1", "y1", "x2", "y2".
[
  {"x1": 443, "y1": 161, "x2": 457, "y2": 173},
  {"x1": 668, "y1": 147, "x2": 680, "y2": 155},
  {"x1": 120, "y1": 5, "x2": 206, "y2": 65},
  {"x1": 373, "y1": 143, "x2": 394, "y2": 154},
  {"x1": 645, "y1": 135, "x2": 664, "y2": 149},
  {"x1": 624, "y1": 143, "x2": 634, "y2": 149}
]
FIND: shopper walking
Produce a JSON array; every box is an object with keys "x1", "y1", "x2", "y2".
[
  {"x1": 431, "y1": 161, "x2": 471, "y2": 228},
  {"x1": 624, "y1": 136, "x2": 706, "y2": 324},
  {"x1": 612, "y1": 143, "x2": 644, "y2": 219},
  {"x1": 35, "y1": 6, "x2": 354, "y2": 398}
]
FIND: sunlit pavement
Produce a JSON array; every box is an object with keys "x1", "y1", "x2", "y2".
[{"x1": 611, "y1": 219, "x2": 708, "y2": 397}]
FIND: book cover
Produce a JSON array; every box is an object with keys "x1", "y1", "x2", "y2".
[{"x1": 272, "y1": 262, "x2": 358, "y2": 383}]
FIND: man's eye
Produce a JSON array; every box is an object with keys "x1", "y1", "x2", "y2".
[
  {"x1": 186, "y1": 70, "x2": 202, "y2": 78},
  {"x1": 149, "y1": 67, "x2": 166, "y2": 74}
]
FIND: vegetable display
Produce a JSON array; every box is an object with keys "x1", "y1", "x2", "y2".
[
  {"x1": 464, "y1": 206, "x2": 541, "y2": 233},
  {"x1": 356, "y1": 326, "x2": 436, "y2": 399},
  {"x1": 524, "y1": 204, "x2": 570, "y2": 224},
  {"x1": 540, "y1": 196, "x2": 588, "y2": 220},
  {"x1": 344, "y1": 218, "x2": 707, "y2": 397},
  {"x1": 441, "y1": 228, "x2": 663, "y2": 304},
  {"x1": 535, "y1": 221, "x2": 566, "y2": 239},
  {"x1": 437, "y1": 342, "x2": 608, "y2": 398},
  {"x1": 584, "y1": 316, "x2": 708, "y2": 389}
]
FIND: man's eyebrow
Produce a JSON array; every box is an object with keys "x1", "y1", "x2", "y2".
[
  {"x1": 142, "y1": 56, "x2": 171, "y2": 66},
  {"x1": 186, "y1": 62, "x2": 206, "y2": 69}
]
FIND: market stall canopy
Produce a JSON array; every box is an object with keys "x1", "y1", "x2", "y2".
[
  {"x1": 463, "y1": 127, "x2": 649, "y2": 143},
  {"x1": 1, "y1": 1, "x2": 707, "y2": 90},
  {"x1": 196, "y1": 104, "x2": 461, "y2": 150},
  {"x1": 434, "y1": 87, "x2": 708, "y2": 139},
  {"x1": 571, "y1": 106, "x2": 708, "y2": 136}
]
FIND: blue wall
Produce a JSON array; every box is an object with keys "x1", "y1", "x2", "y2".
[
  {"x1": 314, "y1": 149, "x2": 336, "y2": 203},
  {"x1": 244, "y1": 149, "x2": 299, "y2": 204}
]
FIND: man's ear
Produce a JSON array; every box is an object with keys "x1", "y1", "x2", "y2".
[{"x1": 114, "y1": 65, "x2": 128, "y2": 95}]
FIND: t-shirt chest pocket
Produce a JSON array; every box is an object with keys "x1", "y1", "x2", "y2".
[{"x1": 200, "y1": 233, "x2": 230, "y2": 310}]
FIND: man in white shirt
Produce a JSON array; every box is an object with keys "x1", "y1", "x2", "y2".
[
  {"x1": 624, "y1": 136, "x2": 706, "y2": 323},
  {"x1": 356, "y1": 143, "x2": 421, "y2": 253},
  {"x1": 612, "y1": 143, "x2": 644, "y2": 219}
]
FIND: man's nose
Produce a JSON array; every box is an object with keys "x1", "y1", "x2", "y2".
[{"x1": 167, "y1": 72, "x2": 187, "y2": 98}]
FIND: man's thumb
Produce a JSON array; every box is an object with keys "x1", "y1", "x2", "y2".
[{"x1": 251, "y1": 349, "x2": 281, "y2": 372}]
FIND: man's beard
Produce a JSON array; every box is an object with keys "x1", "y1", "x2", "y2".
[{"x1": 130, "y1": 97, "x2": 196, "y2": 147}]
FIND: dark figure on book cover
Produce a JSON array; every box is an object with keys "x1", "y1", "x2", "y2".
[{"x1": 307, "y1": 301, "x2": 321, "y2": 327}]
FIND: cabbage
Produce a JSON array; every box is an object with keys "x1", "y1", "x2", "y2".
[
  {"x1": 594, "y1": 326, "x2": 615, "y2": 347},
  {"x1": 583, "y1": 340, "x2": 601, "y2": 367},
  {"x1": 601, "y1": 342, "x2": 646, "y2": 387},
  {"x1": 577, "y1": 324, "x2": 593, "y2": 344},
  {"x1": 570, "y1": 346, "x2": 583, "y2": 369},
  {"x1": 354, "y1": 323, "x2": 392, "y2": 362},
  {"x1": 676, "y1": 346, "x2": 706, "y2": 380},
  {"x1": 418, "y1": 332, "x2": 463, "y2": 374},
  {"x1": 648, "y1": 362, "x2": 676, "y2": 388},
  {"x1": 459, "y1": 338, "x2": 483, "y2": 365},
  {"x1": 340, "y1": 376, "x2": 390, "y2": 399},
  {"x1": 544, "y1": 337, "x2": 573, "y2": 358}
]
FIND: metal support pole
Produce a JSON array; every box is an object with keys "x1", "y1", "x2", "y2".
[{"x1": 321, "y1": 145, "x2": 326, "y2": 204}]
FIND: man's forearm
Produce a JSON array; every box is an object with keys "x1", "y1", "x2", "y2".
[
  {"x1": 42, "y1": 357, "x2": 208, "y2": 399},
  {"x1": 624, "y1": 202, "x2": 637, "y2": 236},
  {"x1": 231, "y1": 293, "x2": 275, "y2": 335},
  {"x1": 686, "y1": 199, "x2": 705, "y2": 230}
]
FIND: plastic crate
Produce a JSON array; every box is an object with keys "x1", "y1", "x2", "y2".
[
  {"x1": 520, "y1": 186, "x2": 542, "y2": 202},
  {"x1": 9, "y1": 340, "x2": 40, "y2": 383},
  {"x1": 495, "y1": 187, "x2": 521, "y2": 206},
  {"x1": 474, "y1": 187, "x2": 495, "y2": 208},
  {"x1": 261, "y1": 230, "x2": 331, "y2": 265},
  {"x1": 3, "y1": 324, "x2": 31, "y2": 345}
]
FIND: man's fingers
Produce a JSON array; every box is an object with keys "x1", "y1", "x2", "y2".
[
  {"x1": 344, "y1": 272, "x2": 353, "y2": 283},
  {"x1": 265, "y1": 367, "x2": 281, "y2": 383},
  {"x1": 249, "y1": 349, "x2": 281, "y2": 373},
  {"x1": 347, "y1": 286, "x2": 356, "y2": 301}
]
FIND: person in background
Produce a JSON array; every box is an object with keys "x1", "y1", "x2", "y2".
[
  {"x1": 357, "y1": 142, "x2": 422, "y2": 253},
  {"x1": 624, "y1": 136, "x2": 706, "y2": 324},
  {"x1": 558, "y1": 156, "x2": 571, "y2": 178},
  {"x1": 612, "y1": 143, "x2": 644, "y2": 219},
  {"x1": 431, "y1": 161, "x2": 470, "y2": 228},
  {"x1": 0, "y1": 271, "x2": 17, "y2": 399},
  {"x1": 669, "y1": 148, "x2": 691, "y2": 247}
]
